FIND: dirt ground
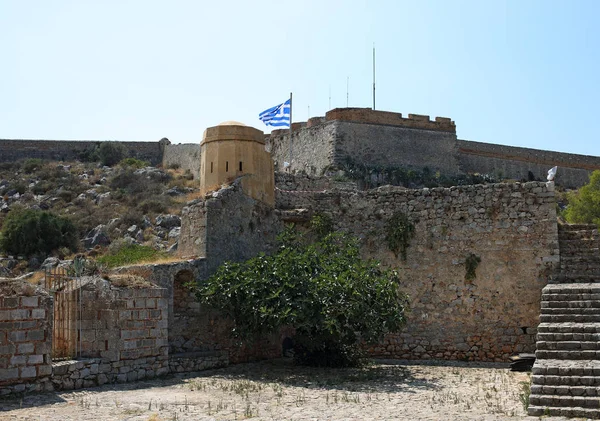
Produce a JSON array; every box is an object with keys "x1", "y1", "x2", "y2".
[{"x1": 0, "y1": 359, "x2": 575, "y2": 421}]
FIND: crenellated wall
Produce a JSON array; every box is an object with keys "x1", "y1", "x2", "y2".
[{"x1": 267, "y1": 108, "x2": 600, "y2": 188}]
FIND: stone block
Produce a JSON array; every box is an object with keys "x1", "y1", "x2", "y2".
[
  {"x1": 20, "y1": 366, "x2": 37, "y2": 378},
  {"x1": 0, "y1": 368, "x2": 19, "y2": 382},
  {"x1": 3, "y1": 298, "x2": 19, "y2": 308},
  {"x1": 9, "y1": 331, "x2": 26, "y2": 342},
  {"x1": 26, "y1": 330, "x2": 45, "y2": 341},
  {"x1": 37, "y1": 364, "x2": 52, "y2": 377},
  {"x1": 17, "y1": 343, "x2": 34, "y2": 356},
  {"x1": 9, "y1": 355, "x2": 27, "y2": 366},
  {"x1": 20, "y1": 297, "x2": 39, "y2": 307},
  {"x1": 10, "y1": 309, "x2": 29, "y2": 320}
]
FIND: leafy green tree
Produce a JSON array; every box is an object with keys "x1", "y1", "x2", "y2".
[
  {"x1": 192, "y1": 228, "x2": 409, "y2": 367},
  {"x1": 565, "y1": 170, "x2": 600, "y2": 227},
  {"x1": 0, "y1": 209, "x2": 78, "y2": 257}
]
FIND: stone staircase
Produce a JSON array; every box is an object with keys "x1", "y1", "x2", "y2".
[{"x1": 529, "y1": 224, "x2": 600, "y2": 417}]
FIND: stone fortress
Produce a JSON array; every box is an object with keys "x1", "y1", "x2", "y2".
[{"x1": 2, "y1": 108, "x2": 600, "y2": 417}]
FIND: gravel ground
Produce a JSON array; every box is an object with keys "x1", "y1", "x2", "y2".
[{"x1": 0, "y1": 359, "x2": 578, "y2": 421}]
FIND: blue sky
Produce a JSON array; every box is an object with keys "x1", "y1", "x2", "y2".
[{"x1": 2, "y1": 0, "x2": 599, "y2": 157}]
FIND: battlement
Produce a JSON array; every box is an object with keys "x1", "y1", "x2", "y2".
[
  {"x1": 271, "y1": 108, "x2": 455, "y2": 136},
  {"x1": 325, "y1": 108, "x2": 456, "y2": 132}
]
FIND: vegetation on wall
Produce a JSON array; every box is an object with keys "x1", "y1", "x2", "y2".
[
  {"x1": 465, "y1": 253, "x2": 481, "y2": 281},
  {"x1": 338, "y1": 158, "x2": 496, "y2": 189},
  {"x1": 309, "y1": 213, "x2": 334, "y2": 239},
  {"x1": 564, "y1": 170, "x2": 600, "y2": 227},
  {"x1": 385, "y1": 212, "x2": 415, "y2": 261},
  {"x1": 191, "y1": 228, "x2": 409, "y2": 367},
  {"x1": 0, "y1": 209, "x2": 78, "y2": 257}
]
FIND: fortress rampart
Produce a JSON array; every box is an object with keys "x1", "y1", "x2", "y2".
[
  {"x1": 268, "y1": 108, "x2": 600, "y2": 188},
  {"x1": 0, "y1": 139, "x2": 165, "y2": 165}
]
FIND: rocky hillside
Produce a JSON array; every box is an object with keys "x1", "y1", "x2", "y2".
[{"x1": 0, "y1": 158, "x2": 198, "y2": 277}]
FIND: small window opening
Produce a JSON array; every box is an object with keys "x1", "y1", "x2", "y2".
[
  {"x1": 226, "y1": 161, "x2": 229, "y2": 172},
  {"x1": 239, "y1": 161, "x2": 243, "y2": 171},
  {"x1": 210, "y1": 162, "x2": 213, "y2": 173}
]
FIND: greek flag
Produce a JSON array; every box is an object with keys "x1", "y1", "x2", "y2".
[{"x1": 259, "y1": 99, "x2": 291, "y2": 127}]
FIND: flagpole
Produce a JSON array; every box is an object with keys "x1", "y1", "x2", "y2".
[
  {"x1": 289, "y1": 92, "x2": 293, "y2": 172},
  {"x1": 373, "y1": 44, "x2": 376, "y2": 110}
]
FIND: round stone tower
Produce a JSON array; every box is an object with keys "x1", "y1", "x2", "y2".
[{"x1": 199, "y1": 121, "x2": 274, "y2": 206}]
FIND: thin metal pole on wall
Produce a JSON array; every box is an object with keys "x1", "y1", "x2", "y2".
[{"x1": 373, "y1": 44, "x2": 376, "y2": 110}]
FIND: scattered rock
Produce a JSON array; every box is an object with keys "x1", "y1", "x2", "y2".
[
  {"x1": 83, "y1": 225, "x2": 111, "y2": 249},
  {"x1": 168, "y1": 227, "x2": 180, "y2": 239},
  {"x1": 155, "y1": 214, "x2": 181, "y2": 229},
  {"x1": 41, "y1": 257, "x2": 60, "y2": 270}
]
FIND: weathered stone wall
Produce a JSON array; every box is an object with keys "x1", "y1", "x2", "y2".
[
  {"x1": 276, "y1": 180, "x2": 558, "y2": 362},
  {"x1": 178, "y1": 180, "x2": 283, "y2": 273},
  {"x1": 0, "y1": 278, "x2": 174, "y2": 395},
  {"x1": 0, "y1": 139, "x2": 165, "y2": 165},
  {"x1": 162, "y1": 143, "x2": 201, "y2": 179},
  {"x1": 267, "y1": 108, "x2": 599, "y2": 188},
  {"x1": 0, "y1": 283, "x2": 53, "y2": 394},
  {"x1": 457, "y1": 139, "x2": 600, "y2": 189},
  {"x1": 267, "y1": 122, "x2": 336, "y2": 175}
]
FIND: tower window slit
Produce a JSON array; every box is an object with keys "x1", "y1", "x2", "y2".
[
  {"x1": 210, "y1": 162, "x2": 213, "y2": 173},
  {"x1": 226, "y1": 161, "x2": 229, "y2": 172},
  {"x1": 239, "y1": 161, "x2": 243, "y2": 171}
]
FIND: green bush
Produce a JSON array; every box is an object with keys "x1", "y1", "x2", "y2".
[
  {"x1": 97, "y1": 244, "x2": 165, "y2": 268},
  {"x1": 193, "y1": 228, "x2": 409, "y2": 367},
  {"x1": 119, "y1": 158, "x2": 149, "y2": 169},
  {"x1": 0, "y1": 209, "x2": 78, "y2": 257},
  {"x1": 22, "y1": 158, "x2": 44, "y2": 173},
  {"x1": 97, "y1": 142, "x2": 127, "y2": 166},
  {"x1": 565, "y1": 170, "x2": 600, "y2": 227}
]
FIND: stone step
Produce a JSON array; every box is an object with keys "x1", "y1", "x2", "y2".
[
  {"x1": 543, "y1": 284, "x2": 600, "y2": 294},
  {"x1": 541, "y1": 308, "x2": 600, "y2": 316},
  {"x1": 532, "y1": 359, "x2": 600, "y2": 376},
  {"x1": 533, "y1": 374, "x2": 600, "y2": 386},
  {"x1": 536, "y1": 349, "x2": 600, "y2": 359},
  {"x1": 528, "y1": 405, "x2": 600, "y2": 418},
  {"x1": 542, "y1": 300, "x2": 600, "y2": 309},
  {"x1": 537, "y1": 341, "x2": 600, "y2": 351},
  {"x1": 537, "y1": 332, "x2": 600, "y2": 342},
  {"x1": 558, "y1": 224, "x2": 598, "y2": 232},
  {"x1": 540, "y1": 314, "x2": 600, "y2": 323},
  {"x1": 531, "y1": 384, "x2": 600, "y2": 396},
  {"x1": 542, "y1": 293, "x2": 600, "y2": 301},
  {"x1": 537, "y1": 323, "x2": 600, "y2": 334},
  {"x1": 529, "y1": 394, "x2": 600, "y2": 409}
]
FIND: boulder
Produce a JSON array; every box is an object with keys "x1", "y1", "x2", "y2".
[
  {"x1": 155, "y1": 214, "x2": 181, "y2": 229},
  {"x1": 83, "y1": 225, "x2": 111, "y2": 249}
]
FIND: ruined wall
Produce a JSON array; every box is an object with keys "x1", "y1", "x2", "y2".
[
  {"x1": 178, "y1": 180, "x2": 282, "y2": 273},
  {"x1": 0, "y1": 139, "x2": 165, "y2": 165},
  {"x1": 276, "y1": 180, "x2": 558, "y2": 362},
  {"x1": 0, "y1": 283, "x2": 53, "y2": 394},
  {"x1": 457, "y1": 139, "x2": 600, "y2": 189},
  {"x1": 162, "y1": 143, "x2": 201, "y2": 179}
]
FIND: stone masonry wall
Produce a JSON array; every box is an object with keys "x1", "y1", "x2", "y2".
[
  {"x1": 457, "y1": 139, "x2": 600, "y2": 189},
  {"x1": 179, "y1": 180, "x2": 283, "y2": 274},
  {"x1": 0, "y1": 278, "x2": 173, "y2": 396},
  {"x1": 0, "y1": 139, "x2": 165, "y2": 165},
  {"x1": 267, "y1": 122, "x2": 336, "y2": 175},
  {"x1": 0, "y1": 283, "x2": 53, "y2": 394},
  {"x1": 276, "y1": 180, "x2": 558, "y2": 362},
  {"x1": 162, "y1": 143, "x2": 201, "y2": 179}
]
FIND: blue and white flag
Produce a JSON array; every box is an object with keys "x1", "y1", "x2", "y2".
[{"x1": 259, "y1": 99, "x2": 291, "y2": 127}]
